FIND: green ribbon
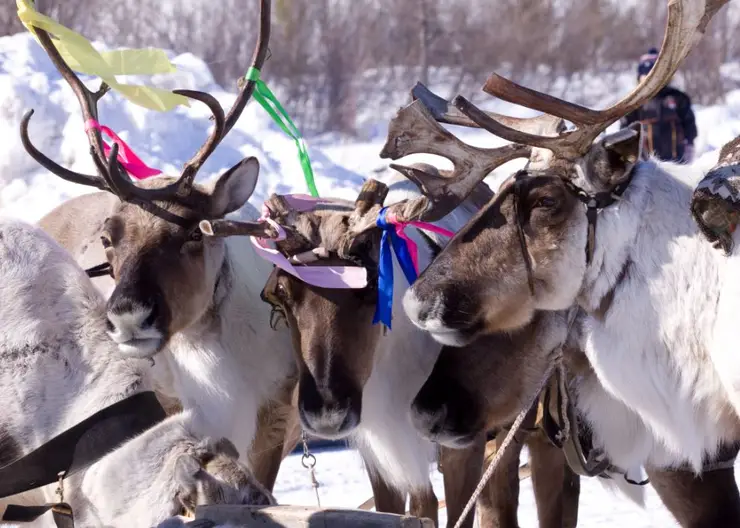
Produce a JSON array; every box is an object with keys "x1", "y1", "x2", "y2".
[{"x1": 245, "y1": 67, "x2": 318, "y2": 197}]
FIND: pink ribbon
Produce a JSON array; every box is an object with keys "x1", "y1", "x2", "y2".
[
  {"x1": 249, "y1": 195, "x2": 454, "y2": 289},
  {"x1": 84, "y1": 119, "x2": 162, "y2": 179},
  {"x1": 385, "y1": 212, "x2": 454, "y2": 274},
  {"x1": 250, "y1": 195, "x2": 368, "y2": 289}
]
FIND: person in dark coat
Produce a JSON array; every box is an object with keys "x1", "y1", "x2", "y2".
[{"x1": 620, "y1": 48, "x2": 698, "y2": 163}]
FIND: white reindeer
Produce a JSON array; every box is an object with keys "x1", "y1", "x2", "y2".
[
  {"x1": 335, "y1": 0, "x2": 740, "y2": 523},
  {"x1": 0, "y1": 218, "x2": 274, "y2": 528},
  {"x1": 22, "y1": 0, "x2": 298, "y2": 492}
]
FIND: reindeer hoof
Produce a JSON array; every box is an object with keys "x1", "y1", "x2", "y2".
[{"x1": 174, "y1": 437, "x2": 277, "y2": 515}]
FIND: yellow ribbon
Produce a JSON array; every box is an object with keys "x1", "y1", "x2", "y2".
[{"x1": 16, "y1": 0, "x2": 189, "y2": 112}]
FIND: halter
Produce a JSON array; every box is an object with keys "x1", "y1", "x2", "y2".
[{"x1": 509, "y1": 168, "x2": 635, "y2": 297}]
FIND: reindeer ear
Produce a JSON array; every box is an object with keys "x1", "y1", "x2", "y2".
[
  {"x1": 588, "y1": 122, "x2": 642, "y2": 189},
  {"x1": 209, "y1": 157, "x2": 260, "y2": 217}
]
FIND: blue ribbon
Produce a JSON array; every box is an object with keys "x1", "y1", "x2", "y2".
[{"x1": 373, "y1": 208, "x2": 418, "y2": 330}]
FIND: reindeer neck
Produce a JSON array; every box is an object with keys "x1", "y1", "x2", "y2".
[{"x1": 576, "y1": 159, "x2": 725, "y2": 325}]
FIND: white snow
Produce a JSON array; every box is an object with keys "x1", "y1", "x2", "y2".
[
  {"x1": 2, "y1": 31, "x2": 740, "y2": 526},
  {"x1": 273, "y1": 447, "x2": 687, "y2": 527}
]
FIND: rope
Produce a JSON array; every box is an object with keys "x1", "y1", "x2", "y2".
[
  {"x1": 452, "y1": 310, "x2": 578, "y2": 528},
  {"x1": 451, "y1": 360, "x2": 557, "y2": 528}
]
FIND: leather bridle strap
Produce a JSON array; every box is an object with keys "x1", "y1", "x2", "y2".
[
  {"x1": 564, "y1": 176, "x2": 633, "y2": 265},
  {"x1": 512, "y1": 174, "x2": 536, "y2": 296},
  {"x1": 1, "y1": 391, "x2": 166, "y2": 525}
]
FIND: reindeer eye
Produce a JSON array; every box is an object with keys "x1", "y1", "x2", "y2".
[
  {"x1": 533, "y1": 197, "x2": 557, "y2": 209},
  {"x1": 100, "y1": 235, "x2": 112, "y2": 249}
]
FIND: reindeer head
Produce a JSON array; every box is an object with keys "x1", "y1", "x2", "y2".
[
  {"x1": 410, "y1": 311, "x2": 569, "y2": 447},
  {"x1": 255, "y1": 188, "x2": 384, "y2": 439},
  {"x1": 21, "y1": 1, "x2": 274, "y2": 358},
  {"x1": 374, "y1": 0, "x2": 725, "y2": 345}
]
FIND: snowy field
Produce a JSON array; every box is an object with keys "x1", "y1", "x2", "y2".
[
  {"x1": 3, "y1": 31, "x2": 740, "y2": 527},
  {"x1": 273, "y1": 446, "x2": 694, "y2": 527}
]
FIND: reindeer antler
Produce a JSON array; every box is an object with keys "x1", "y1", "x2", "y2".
[
  {"x1": 455, "y1": 0, "x2": 729, "y2": 161},
  {"x1": 379, "y1": 98, "x2": 535, "y2": 222},
  {"x1": 370, "y1": 84, "x2": 566, "y2": 223},
  {"x1": 21, "y1": 0, "x2": 272, "y2": 213},
  {"x1": 368, "y1": 0, "x2": 726, "y2": 226}
]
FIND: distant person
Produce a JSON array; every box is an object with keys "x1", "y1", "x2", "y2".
[{"x1": 621, "y1": 47, "x2": 698, "y2": 163}]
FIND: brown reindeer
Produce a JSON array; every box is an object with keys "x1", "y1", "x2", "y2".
[
  {"x1": 199, "y1": 161, "x2": 583, "y2": 526},
  {"x1": 413, "y1": 310, "x2": 581, "y2": 528},
  {"x1": 23, "y1": 0, "x2": 439, "y2": 521}
]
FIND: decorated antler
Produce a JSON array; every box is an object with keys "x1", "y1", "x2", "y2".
[{"x1": 21, "y1": 0, "x2": 272, "y2": 212}]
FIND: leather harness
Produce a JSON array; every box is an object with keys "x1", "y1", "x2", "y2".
[{"x1": 0, "y1": 392, "x2": 166, "y2": 527}]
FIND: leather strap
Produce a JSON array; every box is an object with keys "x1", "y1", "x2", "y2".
[
  {"x1": 84, "y1": 262, "x2": 113, "y2": 278},
  {"x1": 0, "y1": 391, "x2": 165, "y2": 499}
]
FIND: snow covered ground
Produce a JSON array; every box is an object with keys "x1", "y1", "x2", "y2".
[
  {"x1": 3, "y1": 31, "x2": 740, "y2": 527},
  {"x1": 272, "y1": 446, "x2": 693, "y2": 527}
]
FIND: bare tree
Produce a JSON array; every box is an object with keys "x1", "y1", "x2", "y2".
[{"x1": 2, "y1": 0, "x2": 737, "y2": 132}]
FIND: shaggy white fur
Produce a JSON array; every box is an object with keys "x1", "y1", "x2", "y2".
[
  {"x1": 571, "y1": 157, "x2": 740, "y2": 474},
  {"x1": 351, "y1": 175, "x2": 480, "y2": 492},
  {"x1": 0, "y1": 218, "x2": 271, "y2": 527}
]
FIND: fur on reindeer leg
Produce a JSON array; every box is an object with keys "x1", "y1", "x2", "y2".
[{"x1": 70, "y1": 411, "x2": 275, "y2": 527}]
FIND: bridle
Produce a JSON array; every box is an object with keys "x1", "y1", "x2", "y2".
[{"x1": 508, "y1": 168, "x2": 635, "y2": 297}]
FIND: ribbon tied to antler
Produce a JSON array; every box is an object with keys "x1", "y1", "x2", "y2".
[
  {"x1": 373, "y1": 207, "x2": 454, "y2": 330},
  {"x1": 84, "y1": 120, "x2": 161, "y2": 179},
  {"x1": 17, "y1": 0, "x2": 189, "y2": 111}
]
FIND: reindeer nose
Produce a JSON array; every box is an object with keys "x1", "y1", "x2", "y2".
[
  {"x1": 410, "y1": 398, "x2": 448, "y2": 438},
  {"x1": 106, "y1": 303, "x2": 156, "y2": 340},
  {"x1": 105, "y1": 295, "x2": 165, "y2": 358},
  {"x1": 298, "y1": 374, "x2": 361, "y2": 439}
]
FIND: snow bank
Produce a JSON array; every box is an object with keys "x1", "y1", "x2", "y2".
[{"x1": 0, "y1": 33, "x2": 369, "y2": 222}]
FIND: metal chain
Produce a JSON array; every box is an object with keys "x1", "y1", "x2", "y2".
[{"x1": 301, "y1": 430, "x2": 321, "y2": 508}]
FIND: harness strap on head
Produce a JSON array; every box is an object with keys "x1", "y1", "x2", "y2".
[
  {"x1": 564, "y1": 175, "x2": 634, "y2": 265},
  {"x1": 585, "y1": 207, "x2": 597, "y2": 265},
  {"x1": 512, "y1": 174, "x2": 536, "y2": 296}
]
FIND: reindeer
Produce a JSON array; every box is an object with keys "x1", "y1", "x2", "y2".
[
  {"x1": 198, "y1": 146, "x2": 583, "y2": 527},
  {"x1": 412, "y1": 312, "x2": 580, "y2": 528},
  {"x1": 24, "y1": 0, "x2": 300, "y2": 493},
  {"x1": 0, "y1": 218, "x2": 274, "y2": 527},
  {"x1": 413, "y1": 306, "x2": 740, "y2": 528},
  {"x1": 333, "y1": 0, "x2": 740, "y2": 525},
  {"x1": 23, "y1": 1, "x2": 448, "y2": 522}
]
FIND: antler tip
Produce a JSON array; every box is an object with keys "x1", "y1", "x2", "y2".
[{"x1": 199, "y1": 220, "x2": 215, "y2": 236}]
